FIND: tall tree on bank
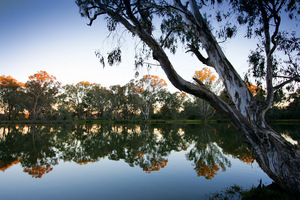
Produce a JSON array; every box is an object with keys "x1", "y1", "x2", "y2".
[
  {"x1": 0, "y1": 75, "x2": 25, "y2": 120},
  {"x1": 128, "y1": 75, "x2": 167, "y2": 120},
  {"x1": 193, "y1": 67, "x2": 221, "y2": 123},
  {"x1": 60, "y1": 81, "x2": 93, "y2": 119},
  {"x1": 25, "y1": 71, "x2": 61, "y2": 120},
  {"x1": 76, "y1": 0, "x2": 300, "y2": 193}
]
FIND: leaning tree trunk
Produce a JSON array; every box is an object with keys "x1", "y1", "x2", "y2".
[
  {"x1": 251, "y1": 127, "x2": 300, "y2": 193},
  {"x1": 150, "y1": 31, "x2": 300, "y2": 193},
  {"x1": 151, "y1": 27, "x2": 300, "y2": 194},
  {"x1": 226, "y1": 109, "x2": 300, "y2": 193},
  {"x1": 171, "y1": 0, "x2": 300, "y2": 193},
  {"x1": 79, "y1": 0, "x2": 300, "y2": 193}
]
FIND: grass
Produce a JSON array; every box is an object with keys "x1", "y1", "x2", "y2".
[
  {"x1": 267, "y1": 119, "x2": 300, "y2": 124},
  {"x1": 208, "y1": 183, "x2": 299, "y2": 200}
]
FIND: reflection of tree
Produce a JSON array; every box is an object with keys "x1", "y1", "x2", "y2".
[
  {"x1": 142, "y1": 158, "x2": 168, "y2": 173},
  {"x1": 270, "y1": 124, "x2": 300, "y2": 148},
  {"x1": 0, "y1": 123, "x2": 264, "y2": 179},
  {"x1": 19, "y1": 126, "x2": 58, "y2": 178},
  {"x1": 183, "y1": 125, "x2": 231, "y2": 179},
  {"x1": 0, "y1": 160, "x2": 20, "y2": 172},
  {"x1": 214, "y1": 124, "x2": 255, "y2": 164},
  {"x1": 0, "y1": 125, "x2": 58, "y2": 178},
  {"x1": 23, "y1": 163, "x2": 53, "y2": 178},
  {"x1": 0, "y1": 126, "x2": 24, "y2": 172},
  {"x1": 72, "y1": 124, "x2": 175, "y2": 173}
]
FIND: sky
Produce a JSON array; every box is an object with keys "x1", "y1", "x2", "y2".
[{"x1": 0, "y1": 0, "x2": 260, "y2": 92}]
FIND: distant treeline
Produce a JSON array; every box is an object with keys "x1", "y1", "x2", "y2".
[{"x1": 1, "y1": 70, "x2": 299, "y2": 122}]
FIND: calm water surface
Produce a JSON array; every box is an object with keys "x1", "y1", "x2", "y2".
[{"x1": 0, "y1": 123, "x2": 298, "y2": 200}]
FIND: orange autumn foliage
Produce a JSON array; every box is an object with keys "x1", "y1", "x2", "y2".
[
  {"x1": 23, "y1": 110, "x2": 30, "y2": 119},
  {"x1": 245, "y1": 82, "x2": 262, "y2": 96},
  {"x1": 136, "y1": 152, "x2": 144, "y2": 157},
  {"x1": 143, "y1": 159, "x2": 168, "y2": 174},
  {"x1": 76, "y1": 160, "x2": 96, "y2": 165},
  {"x1": 195, "y1": 160, "x2": 220, "y2": 180},
  {"x1": 23, "y1": 165, "x2": 53, "y2": 178},
  {"x1": 131, "y1": 75, "x2": 167, "y2": 95},
  {"x1": 77, "y1": 81, "x2": 91, "y2": 86},
  {"x1": 28, "y1": 70, "x2": 56, "y2": 83},
  {"x1": 0, "y1": 75, "x2": 24, "y2": 87},
  {"x1": 194, "y1": 67, "x2": 217, "y2": 85},
  {"x1": 0, "y1": 160, "x2": 20, "y2": 172},
  {"x1": 138, "y1": 75, "x2": 167, "y2": 89},
  {"x1": 143, "y1": 75, "x2": 167, "y2": 86},
  {"x1": 238, "y1": 153, "x2": 255, "y2": 164}
]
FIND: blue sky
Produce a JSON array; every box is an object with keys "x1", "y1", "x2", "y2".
[{"x1": 0, "y1": 0, "x2": 260, "y2": 91}]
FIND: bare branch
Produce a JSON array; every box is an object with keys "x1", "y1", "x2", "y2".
[
  {"x1": 193, "y1": 77, "x2": 206, "y2": 87},
  {"x1": 273, "y1": 76, "x2": 300, "y2": 90}
]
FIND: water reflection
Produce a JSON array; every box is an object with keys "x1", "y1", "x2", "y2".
[{"x1": 0, "y1": 124, "x2": 253, "y2": 179}]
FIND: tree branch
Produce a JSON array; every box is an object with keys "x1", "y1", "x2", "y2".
[
  {"x1": 273, "y1": 76, "x2": 300, "y2": 90},
  {"x1": 161, "y1": 29, "x2": 175, "y2": 47},
  {"x1": 193, "y1": 77, "x2": 206, "y2": 87},
  {"x1": 186, "y1": 44, "x2": 213, "y2": 67},
  {"x1": 123, "y1": 0, "x2": 141, "y2": 28},
  {"x1": 137, "y1": 0, "x2": 152, "y2": 34},
  {"x1": 259, "y1": 0, "x2": 274, "y2": 111}
]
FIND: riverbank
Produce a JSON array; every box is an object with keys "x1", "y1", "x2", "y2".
[{"x1": 1, "y1": 119, "x2": 299, "y2": 125}]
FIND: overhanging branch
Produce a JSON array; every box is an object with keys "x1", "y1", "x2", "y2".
[
  {"x1": 273, "y1": 76, "x2": 300, "y2": 90},
  {"x1": 186, "y1": 44, "x2": 213, "y2": 67}
]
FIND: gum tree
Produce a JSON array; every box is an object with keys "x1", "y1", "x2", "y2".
[
  {"x1": 128, "y1": 75, "x2": 167, "y2": 120},
  {"x1": 76, "y1": 0, "x2": 300, "y2": 193},
  {"x1": 60, "y1": 81, "x2": 93, "y2": 119},
  {"x1": 25, "y1": 71, "x2": 61, "y2": 120},
  {"x1": 0, "y1": 75, "x2": 25, "y2": 120}
]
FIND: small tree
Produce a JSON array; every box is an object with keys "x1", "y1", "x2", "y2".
[
  {"x1": 84, "y1": 84, "x2": 109, "y2": 119},
  {"x1": 107, "y1": 85, "x2": 128, "y2": 119}
]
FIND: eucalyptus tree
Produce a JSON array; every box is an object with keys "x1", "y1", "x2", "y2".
[
  {"x1": 60, "y1": 81, "x2": 93, "y2": 119},
  {"x1": 157, "y1": 90, "x2": 185, "y2": 119},
  {"x1": 128, "y1": 75, "x2": 167, "y2": 120},
  {"x1": 0, "y1": 75, "x2": 25, "y2": 120},
  {"x1": 107, "y1": 84, "x2": 129, "y2": 119},
  {"x1": 76, "y1": 0, "x2": 300, "y2": 192},
  {"x1": 25, "y1": 71, "x2": 61, "y2": 120},
  {"x1": 192, "y1": 67, "x2": 222, "y2": 122},
  {"x1": 84, "y1": 84, "x2": 109, "y2": 119}
]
